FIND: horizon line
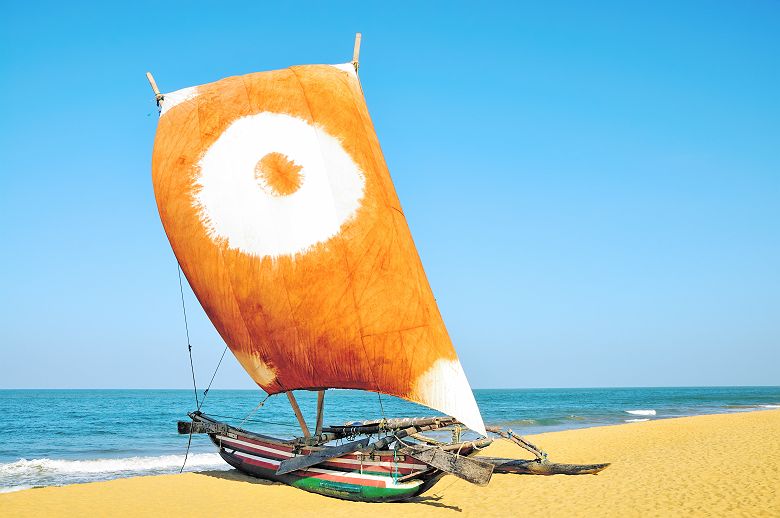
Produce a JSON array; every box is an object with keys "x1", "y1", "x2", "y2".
[{"x1": 1, "y1": 385, "x2": 778, "y2": 391}]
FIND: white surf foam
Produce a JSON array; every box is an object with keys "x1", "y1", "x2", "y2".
[
  {"x1": 625, "y1": 409, "x2": 656, "y2": 416},
  {"x1": 760, "y1": 404, "x2": 780, "y2": 409},
  {"x1": 624, "y1": 418, "x2": 650, "y2": 423},
  {"x1": 0, "y1": 453, "x2": 227, "y2": 491},
  {"x1": 0, "y1": 485, "x2": 35, "y2": 494},
  {"x1": 0, "y1": 453, "x2": 225, "y2": 476}
]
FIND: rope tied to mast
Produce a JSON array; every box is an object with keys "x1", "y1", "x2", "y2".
[
  {"x1": 197, "y1": 345, "x2": 228, "y2": 411},
  {"x1": 241, "y1": 394, "x2": 271, "y2": 427},
  {"x1": 177, "y1": 262, "x2": 200, "y2": 474},
  {"x1": 177, "y1": 264, "x2": 199, "y2": 408}
]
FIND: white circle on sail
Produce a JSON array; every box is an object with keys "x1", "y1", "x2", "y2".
[{"x1": 193, "y1": 113, "x2": 365, "y2": 258}]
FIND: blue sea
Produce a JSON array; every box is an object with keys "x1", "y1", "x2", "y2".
[{"x1": 1, "y1": 387, "x2": 778, "y2": 493}]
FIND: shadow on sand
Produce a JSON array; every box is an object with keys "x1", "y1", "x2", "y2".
[
  {"x1": 403, "y1": 495, "x2": 462, "y2": 512},
  {"x1": 195, "y1": 469, "x2": 280, "y2": 486},
  {"x1": 193, "y1": 469, "x2": 462, "y2": 511}
]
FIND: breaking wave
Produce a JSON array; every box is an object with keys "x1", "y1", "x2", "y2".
[
  {"x1": 0, "y1": 453, "x2": 227, "y2": 493},
  {"x1": 625, "y1": 409, "x2": 656, "y2": 416},
  {"x1": 624, "y1": 418, "x2": 650, "y2": 423}
]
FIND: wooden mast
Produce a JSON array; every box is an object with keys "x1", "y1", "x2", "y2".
[
  {"x1": 314, "y1": 390, "x2": 325, "y2": 437},
  {"x1": 352, "y1": 33, "x2": 362, "y2": 73},
  {"x1": 145, "y1": 72, "x2": 164, "y2": 106},
  {"x1": 286, "y1": 391, "x2": 311, "y2": 438}
]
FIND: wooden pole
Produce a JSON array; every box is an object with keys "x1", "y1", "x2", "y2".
[
  {"x1": 486, "y1": 426, "x2": 547, "y2": 461},
  {"x1": 352, "y1": 33, "x2": 362, "y2": 72},
  {"x1": 286, "y1": 391, "x2": 311, "y2": 438},
  {"x1": 145, "y1": 72, "x2": 164, "y2": 105},
  {"x1": 314, "y1": 390, "x2": 325, "y2": 437}
]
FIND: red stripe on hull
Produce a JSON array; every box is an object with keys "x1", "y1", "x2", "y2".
[
  {"x1": 218, "y1": 435, "x2": 428, "y2": 475},
  {"x1": 237, "y1": 453, "x2": 388, "y2": 488}
]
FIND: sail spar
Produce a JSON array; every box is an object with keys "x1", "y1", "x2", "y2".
[{"x1": 151, "y1": 63, "x2": 486, "y2": 436}]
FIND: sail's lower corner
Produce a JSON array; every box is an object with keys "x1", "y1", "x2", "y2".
[{"x1": 413, "y1": 358, "x2": 487, "y2": 436}]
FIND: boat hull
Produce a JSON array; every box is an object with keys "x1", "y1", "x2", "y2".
[{"x1": 209, "y1": 430, "x2": 441, "y2": 502}]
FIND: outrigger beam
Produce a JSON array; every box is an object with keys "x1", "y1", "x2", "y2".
[
  {"x1": 286, "y1": 391, "x2": 311, "y2": 438},
  {"x1": 486, "y1": 425, "x2": 548, "y2": 461},
  {"x1": 324, "y1": 416, "x2": 456, "y2": 435}
]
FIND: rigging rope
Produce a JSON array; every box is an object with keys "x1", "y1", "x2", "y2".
[
  {"x1": 180, "y1": 427, "x2": 195, "y2": 474},
  {"x1": 240, "y1": 394, "x2": 271, "y2": 427},
  {"x1": 176, "y1": 263, "x2": 203, "y2": 473},
  {"x1": 177, "y1": 264, "x2": 199, "y2": 408},
  {"x1": 376, "y1": 391, "x2": 387, "y2": 421},
  {"x1": 197, "y1": 345, "x2": 228, "y2": 411}
]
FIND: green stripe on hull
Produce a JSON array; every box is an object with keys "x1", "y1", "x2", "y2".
[
  {"x1": 217, "y1": 445, "x2": 426, "y2": 502},
  {"x1": 291, "y1": 476, "x2": 422, "y2": 502}
]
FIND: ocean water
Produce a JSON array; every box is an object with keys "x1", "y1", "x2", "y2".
[{"x1": 0, "y1": 387, "x2": 777, "y2": 493}]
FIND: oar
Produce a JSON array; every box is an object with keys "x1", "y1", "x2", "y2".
[
  {"x1": 275, "y1": 437, "x2": 370, "y2": 475},
  {"x1": 276, "y1": 422, "x2": 445, "y2": 475},
  {"x1": 399, "y1": 444, "x2": 494, "y2": 486}
]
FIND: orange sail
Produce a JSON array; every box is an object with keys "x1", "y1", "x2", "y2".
[{"x1": 151, "y1": 63, "x2": 486, "y2": 435}]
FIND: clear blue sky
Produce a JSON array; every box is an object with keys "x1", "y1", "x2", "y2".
[{"x1": 1, "y1": 1, "x2": 778, "y2": 389}]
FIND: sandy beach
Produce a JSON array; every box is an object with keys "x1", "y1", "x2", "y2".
[{"x1": 2, "y1": 410, "x2": 777, "y2": 517}]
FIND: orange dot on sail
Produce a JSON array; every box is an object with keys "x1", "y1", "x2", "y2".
[{"x1": 255, "y1": 152, "x2": 304, "y2": 196}]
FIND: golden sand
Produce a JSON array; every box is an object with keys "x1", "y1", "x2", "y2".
[{"x1": 2, "y1": 410, "x2": 778, "y2": 517}]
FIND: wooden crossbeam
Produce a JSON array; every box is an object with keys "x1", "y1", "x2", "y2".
[{"x1": 286, "y1": 391, "x2": 311, "y2": 438}]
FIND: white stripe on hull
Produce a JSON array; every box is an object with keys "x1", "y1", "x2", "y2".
[
  {"x1": 230, "y1": 450, "x2": 423, "y2": 490},
  {"x1": 216, "y1": 435, "x2": 427, "y2": 471}
]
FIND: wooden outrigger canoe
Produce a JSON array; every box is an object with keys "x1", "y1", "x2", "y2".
[{"x1": 180, "y1": 412, "x2": 609, "y2": 503}]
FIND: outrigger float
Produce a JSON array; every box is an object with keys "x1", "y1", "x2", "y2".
[{"x1": 149, "y1": 34, "x2": 609, "y2": 502}]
